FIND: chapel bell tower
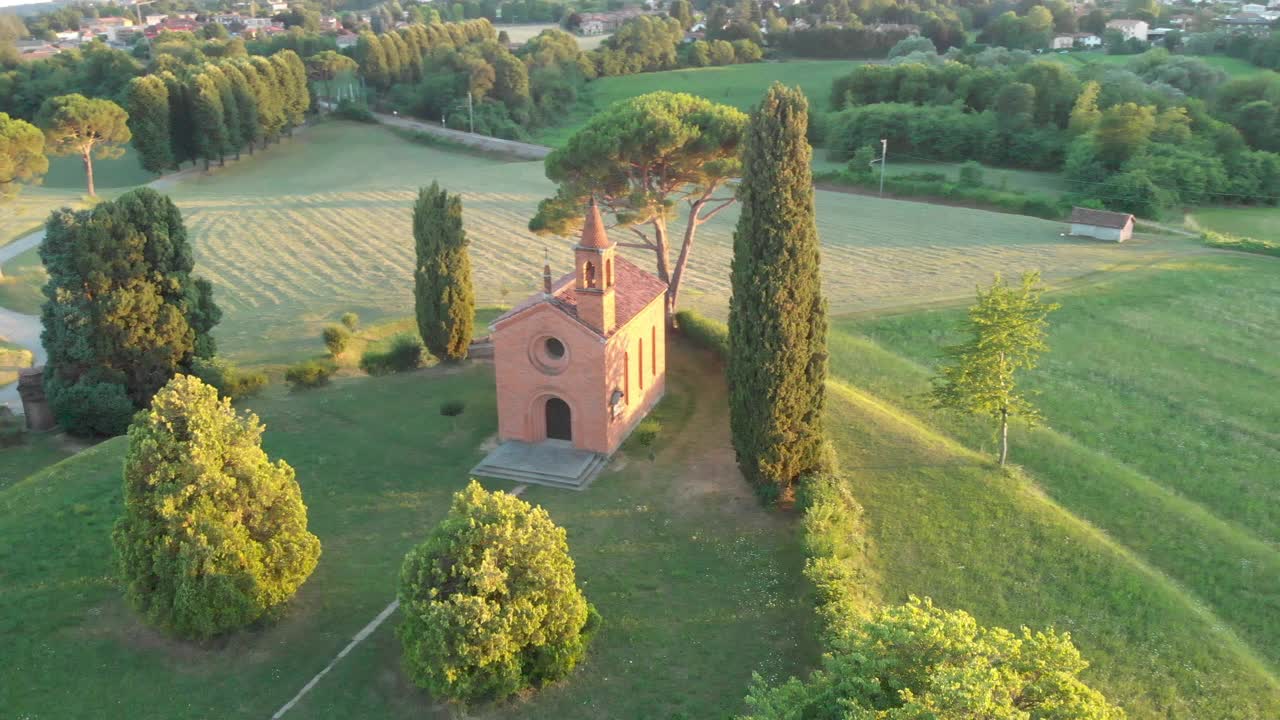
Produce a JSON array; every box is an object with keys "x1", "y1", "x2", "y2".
[{"x1": 574, "y1": 197, "x2": 616, "y2": 334}]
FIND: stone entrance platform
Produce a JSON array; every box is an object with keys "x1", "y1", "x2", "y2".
[{"x1": 471, "y1": 440, "x2": 608, "y2": 490}]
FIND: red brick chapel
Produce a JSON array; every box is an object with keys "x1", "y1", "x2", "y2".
[{"x1": 489, "y1": 199, "x2": 668, "y2": 455}]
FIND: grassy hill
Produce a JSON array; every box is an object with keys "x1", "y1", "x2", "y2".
[
  {"x1": 531, "y1": 60, "x2": 863, "y2": 146},
  {"x1": 825, "y1": 252, "x2": 1280, "y2": 715},
  {"x1": 1190, "y1": 206, "x2": 1280, "y2": 240}
]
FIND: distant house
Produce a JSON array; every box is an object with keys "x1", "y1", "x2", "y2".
[
  {"x1": 1051, "y1": 34, "x2": 1075, "y2": 49},
  {"x1": 1106, "y1": 18, "x2": 1149, "y2": 41},
  {"x1": 1069, "y1": 207, "x2": 1135, "y2": 242},
  {"x1": 1242, "y1": 2, "x2": 1266, "y2": 11},
  {"x1": 1074, "y1": 32, "x2": 1103, "y2": 47}
]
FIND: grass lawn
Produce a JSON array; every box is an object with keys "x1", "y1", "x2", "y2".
[
  {"x1": 814, "y1": 157, "x2": 1072, "y2": 197},
  {"x1": 1189, "y1": 206, "x2": 1280, "y2": 239},
  {"x1": 498, "y1": 23, "x2": 612, "y2": 50},
  {"x1": 531, "y1": 60, "x2": 864, "y2": 146},
  {"x1": 142, "y1": 121, "x2": 1192, "y2": 369},
  {"x1": 0, "y1": 431, "x2": 76, "y2": 492},
  {"x1": 1052, "y1": 51, "x2": 1269, "y2": 78},
  {"x1": 0, "y1": 245, "x2": 47, "y2": 316},
  {"x1": 0, "y1": 149, "x2": 154, "y2": 248},
  {"x1": 1, "y1": 342, "x2": 818, "y2": 719},
  {"x1": 827, "y1": 253, "x2": 1280, "y2": 714}
]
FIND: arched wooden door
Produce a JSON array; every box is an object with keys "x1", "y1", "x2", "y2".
[{"x1": 545, "y1": 397, "x2": 572, "y2": 441}]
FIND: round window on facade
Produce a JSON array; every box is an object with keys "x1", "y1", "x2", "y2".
[{"x1": 545, "y1": 337, "x2": 566, "y2": 359}]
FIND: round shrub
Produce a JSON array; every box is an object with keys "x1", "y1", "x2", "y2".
[
  {"x1": 322, "y1": 324, "x2": 351, "y2": 356},
  {"x1": 112, "y1": 375, "x2": 321, "y2": 640},
  {"x1": 285, "y1": 360, "x2": 336, "y2": 389},
  {"x1": 340, "y1": 312, "x2": 359, "y2": 331},
  {"x1": 397, "y1": 480, "x2": 599, "y2": 702},
  {"x1": 359, "y1": 333, "x2": 424, "y2": 375},
  {"x1": 44, "y1": 372, "x2": 137, "y2": 437},
  {"x1": 190, "y1": 356, "x2": 268, "y2": 400},
  {"x1": 439, "y1": 400, "x2": 465, "y2": 417}
]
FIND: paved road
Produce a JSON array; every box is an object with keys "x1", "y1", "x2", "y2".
[
  {"x1": 0, "y1": 228, "x2": 44, "y2": 413},
  {"x1": 370, "y1": 111, "x2": 552, "y2": 160}
]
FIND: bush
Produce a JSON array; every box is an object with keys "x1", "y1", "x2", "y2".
[
  {"x1": 44, "y1": 373, "x2": 137, "y2": 437},
  {"x1": 285, "y1": 360, "x2": 336, "y2": 389},
  {"x1": 742, "y1": 597, "x2": 1124, "y2": 719},
  {"x1": 674, "y1": 310, "x2": 729, "y2": 358},
  {"x1": 439, "y1": 400, "x2": 465, "y2": 417},
  {"x1": 1203, "y1": 229, "x2": 1280, "y2": 257},
  {"x1": 322, "y1": 325, "x2": 351, "y2": 356},
  {"x1": 359, "y1": 333, "x2": 424, "y2": 375},
  {"x1": 113, "y1": 375, "x2": 321, "y2": 640},
  {"x1": 631, "y1": 418, "x2": 661, "y2": 448},
  {"x1": 958, "y1": 160, "x2": 985, "y2": 186},
  {"x1": 333, "y1": 99, "x2": 376, "y2": 122},
  {"x1": 797, "y1": 471, "x2": 875, "y2": 641},
  {"x1": 397, "y1": 481, "x2": 598, "y2": 702},
  {"x1": 190, "y1": 357, "x2": 267, "y2": 400},
  {"x1": 340, "y1": 312, "x2": 359, "y2": 331}
]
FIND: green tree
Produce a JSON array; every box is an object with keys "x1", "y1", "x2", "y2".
[
  {"x1": 993, "y1": 82, "x2": 1036, "y2": 131},
  {"x1": 530, "y1": 92, "x2": 748, "y2": 322},
  {"x1": 113, "y1": 375, "x2": 321, "y2": 640},
  {"x1": 190, "y1": 72, "x2": 227, "y2": 169},
  {"x1": 1094, "y1": 102, "x2": 1156, "y2": 168},
  {"x1": 160, "y1": 71, "x2": 196, "y2": 168},
  {"x1": 413, "y1": 182, "x2": 474, "y2": 362},
  {"x1": 742, "y1": 597, "x2": 1125, "y2": 719},
  {"x1": 931, "y1": 272, "x2": 1058, "y2": 466},
  {"x1": 727, "y1": 84, "x2": 827, "y2": 498},
  {"x1": 306, "y1": 50, "x2": 358, "y2": 107},
  {"x1": 40, "y1": 188, "x2": 221, "y2": 436},
  {"x1": 0, "y1": 111, "x2": 47, "y2": 200},
  {"x1": 221, "y1": 62, "x2": 261, "y2": 155},
  {"x1": 36, "y1": 93, "x2": 130, "y2": 196},
  {"x1": 207, "y1": 65, "x2": 243, "y2": 162},
  {"x1": 270, "y1": 50, "x2": 309, "y2": 133},
  {"x1": 125, "y1": 75, "x2": 172, "y2": 175},
  {"x1": 356, "y1": 30, "x2": 391, "y2": 91},
  {"x1": 248, "y1": 56, "x2": 286, "y2": 144},
  {"x1": 397, "y1": 480, "x2": 598, "y2": 702},
  {"x1": 669, "y1": 0, "x2": 694, "y2": 30},
  {"x1": 1068, "y1": 80, "x2": 1102, "y2": 135}
]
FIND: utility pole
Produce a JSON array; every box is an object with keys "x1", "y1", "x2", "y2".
[
  {"x1": 879, "y1": 138, "x2": 887, "y2": 197},
  {"x1": 467, "y1": 91, "x2": 474, "y2": 134}
]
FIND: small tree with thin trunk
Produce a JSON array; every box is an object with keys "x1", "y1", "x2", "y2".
[
  {"x1": 37, "y1": 94, "x2": 130, "y2": 197},
  {"x1": 529, "y1": 92, "x2": 747, "y2": 324},
  {"x1": 413, "y1": 182, "x2": 474, "y2": 362},
  {"x1": 931, "y1": 271, "x2": 1059, "y2": 466}
]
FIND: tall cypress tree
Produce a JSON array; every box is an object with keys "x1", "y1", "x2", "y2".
[
  {"x1": 727, "y1": 83, "x2": 828, "y2": 499},
  {"x1": 125, "y1": 75, "x2": 173, "y2": 175},
  {"x1": 413, "y1": 182, "x2": 474, "y2": 362},
  {"x1": 160, "y1": 71, "x2": 195, "y2": 169},
  {"x1": 222, "y1": 62, "x2": 260, "y2": 155}
]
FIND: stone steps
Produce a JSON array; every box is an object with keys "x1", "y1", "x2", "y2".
[{"x1": 471, "y1": 452, "x2": 609, "y2": 491}]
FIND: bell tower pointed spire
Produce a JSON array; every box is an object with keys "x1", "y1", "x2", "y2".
[{"x1": 574, "y1": 197, "x2": 616, "y2": 334}]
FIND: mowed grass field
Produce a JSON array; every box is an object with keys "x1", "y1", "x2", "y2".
[
  {"x1": 498, "y1": 22, "x2": 612, "y2": 50},
  {"x1": 1190, "y1": 205, "x2": 1280, "y2": 239},
  {"x1": 825, "y1": 253, "x2": 1280, "y2": 717},
  {"x1": 1, "y1": 343, "x2": 819, "y2": 719},
  {"x1": 157, "y1": 120, "x2": 1189, "y2": 366},
  {"x1": 530, "y1": 59, "x2": 864, "y2": 146}
]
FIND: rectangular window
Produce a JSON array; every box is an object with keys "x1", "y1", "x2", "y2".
[
  {"x1": 639, "y1": 338, "x2": 645, "y2": 390},
  {"x1": 651, "y1": 326, "x2": 656, "y2": 376},
  {"x1": 624, "y1": 352, "x2": 629, "y2": 403}
]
